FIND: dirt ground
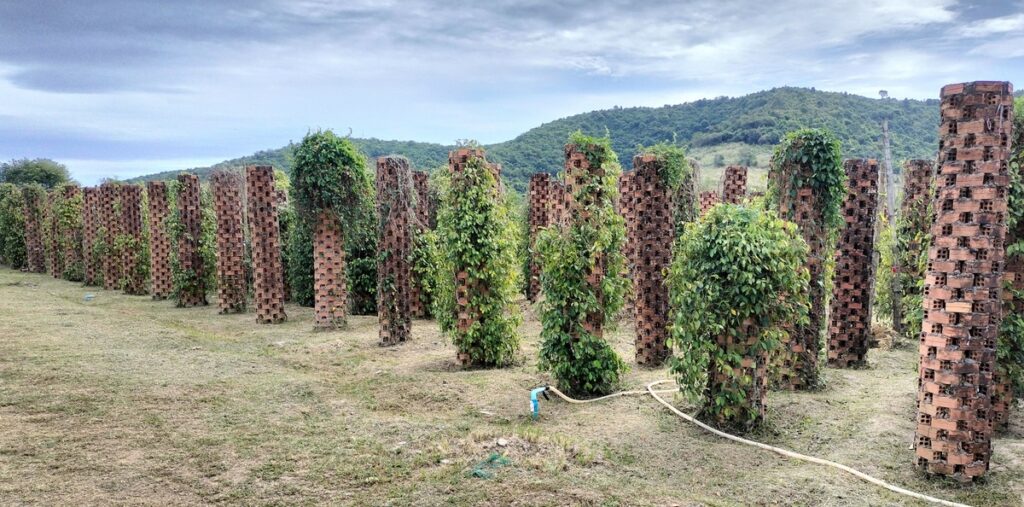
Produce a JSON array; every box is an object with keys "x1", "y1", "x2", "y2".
[{"x1": 1, "y1": 268, "x2": 1022, "y2": 506}]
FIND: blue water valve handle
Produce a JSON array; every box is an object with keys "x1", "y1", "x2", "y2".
[{"x1": 530, "y1": 386, "x2": 549, "y2": 419}]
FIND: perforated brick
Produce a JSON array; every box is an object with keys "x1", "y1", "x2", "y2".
[
  {"x1": 212, "y1": 171, "x2": 247, "y2": 313},
  {"x1": 81, "y1": 187, "x2": 100, "y2": 285},
  {"x1": 410, "y1": 170, "x2": 434, "y2": 318},
  {"x1": 827, "y1": 159, "x2": 879, "y2": 368},
  {"x1": 99, "y1": 183, "x2": 122, "y2": 290},
  {"x1": 245, "y1": 166, "x2": 287, "y2": 324},
  {"x1": 913, "y1": 81, "x2": 1013, "y2": 482},
  {"x1": 119, "y1": 185, "x2": 146, "y2": 295},
  {"x1": 527, "y1": 173, "x2": 553, "y2": 302},
  {"x1": 176, "y1": 174, "x2": 207, "y2": 307},
  {"x1": 22, "y1": 188, "x2": 46, "y2": 273},
  {"x1": 712, "y1": 319, "x2": 768, "y2": 424},
  {"x1": 722, "y1": 165, "x2": 748, "y2": 204},
  {"x1": 146, "y1": 181, "x2": 173, "y2": 300},
  {"x1": 377, "y1": 156, "x2": 414, "y2": 345},
  {"x1": 564, "y1": 144, "x2": 607, "y2": 341},
  {"x1": 60, "y1": 184, "x2": 83, "y2": 281},
  {"x1": 45, "y1": 191, "x2": 61, "y2": 278},
  {"x1": 630, "y1": 154, "x2": 673, "y2": 365},
  {"x1": 699, "y1": 191, "x2": 720, "y2": 215}
]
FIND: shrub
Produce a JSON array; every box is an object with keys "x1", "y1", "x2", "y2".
[
  {"x1": 537, "y1": 132, "x2": 629, "y2": 395},
  {"x1": 435, "y1": 152, "x2": 521, "y2": 366},
  {"x1": 0, "y1": 183, "x2": 26, "y2": 268},
  {"x1": 668, "y1": 204, "x2": 809, "y2": 429}
]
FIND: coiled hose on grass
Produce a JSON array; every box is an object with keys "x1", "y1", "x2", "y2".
[{"x1": 541, "y1": 381, "x2": 970, "y2": 507}]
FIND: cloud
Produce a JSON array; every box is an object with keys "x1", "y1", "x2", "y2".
[{"x1": 0, "y1": 0, "x2": 1021, "y2": 183}]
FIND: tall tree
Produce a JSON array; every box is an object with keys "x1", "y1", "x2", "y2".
[{"x1": 1, "y1": 159, "x2": 71, "y2": 189}]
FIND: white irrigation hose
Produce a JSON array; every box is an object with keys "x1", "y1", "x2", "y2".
[{"x1": 543, "y1": 382, "x2": 971, "y2": 507}]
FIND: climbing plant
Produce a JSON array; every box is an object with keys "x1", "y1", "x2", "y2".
[
  {"x1": 668, "y1": 204, "x2": 809, "y2": 429},
  {"x1": 435, "y1": 152, "x2": 521, "y2": 366},
  {"x1": 53, "y1": 184, "x2": 84, "y2": 281},
  {"x1": 166, "y1": 178, "x2": 216, "y2": 304},
  {"x1": 0, "y1": 183, "x2": 26, "y2": 268},
  {"x1": 537, "y1": 132, "x2": 629, "y2": 395},
  {"x1": 635, "y1": 143, "x2": 695, "y2": 237},
  {"x1": 291, "y1": 130, "x2": 375, "y2": 327},
  {"x1": 999, "y1": 96, "x2": 1024, "y2": 402}
]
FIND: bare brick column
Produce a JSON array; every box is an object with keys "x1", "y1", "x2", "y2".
[
  {"x1": 81, "y1": 187, "x2": 100, "y2": 285},
  {"x1": 377, "y1": 156, "x2": 414, "y2": 345},
  {"x1": 245, "y1": 166, "x2": 287, "y2": 324},
  {"x1": 175, "y1": 174, "x2": 207, "y2": 307},
  {"x1": 22, "y1": 189, "x2": 46, "y2": 273},
  {"x1": 827, "y1": 159, "x2": 879, "y2": 367},
  {"x1": 119, "y1": 185, "x2": 146, "y2": 295},
  {"x1": 314, "y1": 211, "x2": 345, "y2": 328},
  {"x1": 212, "y1": 171, "x2": 247, "y2": 313},
  {"x1": 699, "y1": 191, "x2": 720, "y2": 215},
  {"x1": 99, "y1": 183, "x2": 122, "y2": 290},
  {"x1": 914, "y1": 81, "x2": 1013, "y2": 482},
  {"x1": 631, "y1": 154, "x2": 673, "y2": 365},
  {"x1": 527, "y1": 173, "x2": 553, "y2": 302},
  {"x1": 146, "y1": 182, "x2": 173, "y2": 300},
  {"x1": 722, "y1": 165, "x2": 748, "y2": 204}
]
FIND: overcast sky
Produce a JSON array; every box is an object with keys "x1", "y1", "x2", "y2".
[{"x1": 1, "y1": 0, "x2": 1022, "y2": 184}]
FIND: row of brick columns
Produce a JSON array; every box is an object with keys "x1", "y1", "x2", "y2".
[{"x1": 914, "y1": 81, "x2": 1014, "y2": 482}]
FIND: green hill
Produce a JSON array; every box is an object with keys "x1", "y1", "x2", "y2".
[{"x1": 128, "y1": 87, "x2": 942, "y2": 192}]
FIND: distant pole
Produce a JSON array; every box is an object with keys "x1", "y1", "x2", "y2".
[{"x1": 880, "y1": 118, "x2": 903, "y2": 336}]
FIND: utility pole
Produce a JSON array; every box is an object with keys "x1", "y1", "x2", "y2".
[{"x1": 881, "y1": 118, "x2": 903, "y2": 336}]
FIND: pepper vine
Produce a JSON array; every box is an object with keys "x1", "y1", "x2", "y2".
[{"x1": 0, "y1": 183, "x2": 26, "y2": 269}]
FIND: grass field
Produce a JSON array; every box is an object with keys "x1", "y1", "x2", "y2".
[{"x1": 1, "y1": 268, "x2": 1022, "y2": 506}]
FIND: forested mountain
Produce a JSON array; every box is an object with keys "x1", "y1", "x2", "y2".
[{"x1": 129, "y1": 87, "x2": 942, "y2": 191}]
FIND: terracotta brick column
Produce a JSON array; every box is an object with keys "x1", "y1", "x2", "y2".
[
  {"x1": 245, "y1": 166, "x2": 287, "y2": 324},
  {"x1": 631, "y1": 154, "x2": 673, "y2": 365},
  {"x1": 314, "y1": 210, "x2": 345, "y2": 328},
  {"x1": 914, "y1": 81, "x2": 1013, "y2": 482},
  {"x1": 99, "y1": 183, "x2": 122, "y2": 290},
  {"x1": 46, "y1": 191, "x2": 62, "y2": 278},
  {"x1": 410, "y1": 170, "x2": 433, "y2": 317},
  {"x1": 527, "y1": 173, "x2": 553, "y2": 302},
  {"x1": 22, "y1": 189, "x2": 46, "y2": 273},
  {"x1": 212, "y1": 171, "x2": 247, "y2": 313},
  {"x1": 564, "y1": 144, "x2": 607, "y2": 341},
  {"x1": 827, "y1": 159, "x2": 879, "y2": 367},
  {"x1": 119, "y1": 185, "x2": 146, "y2": 295},
  {"x1": 377, "y1": 156, "x2": 414, "y2": 345},
  {"x1": 722, "y1": 165, "x2": 748, "y2": 204},
  {"x1": 81, "y1": 187, "x2": 100, "y2": 285},
  {"x1": 175, "y1": 174, "x2": 207, "y2": 307},
  {"x1": 146, "y1": 181, "x2": 174, "y2": 300},
  {"x1": 699, "y1": 191, "x2": 720, "y2": 215}
]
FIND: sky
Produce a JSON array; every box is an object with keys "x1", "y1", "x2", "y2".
[{"x1": 1, "y1": 0, "x2": 1022, "y2": 184}]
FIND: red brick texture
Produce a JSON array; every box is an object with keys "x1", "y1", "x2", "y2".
[
  {"x1": 146, "y1": 181, "x2": 174, "y2": 300},
  {"x1": 913, "y1": 81, "x2": 1013, "y2": 482},
  {"x1": 245, "y1": 166, "x2": 287, "y2": 324},
  {"x1": 377, "y1": 156, "x2": 414, "y2": 345},
  {"x1": 81, "y1": 187, "x2": 100, "y2": 286},
  {"x1": 827, "y1": 159, "x2": 879, "y2": 367},
  {"x1": 527, "y1": 173, "x2": 554, "y2": 302},
  {"x1": 175, "y1": 174, "x2": 208, "y2": 307},
  {"x1": 629, "y1": 154, "x2": 673, "y2": 365},
  {"x1": 45, "y1": 191, "x2": 61, "y2": 278},
  {"x1": 22, "y1": 189, "x2": 46, "y2": 273},
  {"x1": 721, "y1": 165, "x2": 748, "y2": 204},
  {"x1": 212, "y1": 171, "x2": 248, "y2": 313},
  {"x1": 314, "y1": 210, "x2": 346, "y2": 329},
  {"x1": 410, "y1": 170, "x2": 433, "y2": 318},
  {"x1": 99, "y1": 183, "x2": 122, "y2": 290},
  {"x1": 119, "y1": 184, "x2": 146, "y2": 295},
  {"x1": 699, "y1": 191, "x2": 720, "y2": 215}
]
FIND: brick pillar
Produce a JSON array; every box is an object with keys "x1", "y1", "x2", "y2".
[
  {"x1": 314, "y1": 210, "x2": 345, "y2": 328},
  {"x1": 46, "y1": 191, "x2": 62, "y2": 278},
  {"x1": 774, "y1": 168, "x2": 829, "y2": 391},
  {"x1": 59, "y1": 185, "x2": 84, "y2": 281},
  {"x1": 618, "y1": 170, "x2": 638, "y2": 279},
  {"x1": 410, "y1": 170, "x2": 432, "y2": 318},
  {"x1": 212, "y1": 171, "x2": 247, "y2": 313},
  {"x1": 146, "y1": 182, "x2": 173, "y2": 300},
  {"x1": 631, "y1": 154, "x2": 673, "y2": 365},
  {"x1": 377, "y1": 156, "x2": 414, "y2": 345},
  {"x1": 712, "y1": 319, "x2": 768, "y2": 425},
  {"x1": 699, "y1": 191, "x2": 720, "y2": 215},
  {"x1": 894, "y1": 160, "x2": 936, "y2": 344},
  {"x1": 527, "y1": 173, "x2": 552, "y2": 302},
  {"x1": 245, "y1": 166, "x2": 287, "y2": 324},
  {"x1": 827, "y1": 159, "x2": 879, "y2": 367},
  {"x1": 673, "y1": 159, "x2": 701, "y2": 236},
  {"x1": 119, "y1": 185, "x2": 146, "y2": 295},
  {"x1": 449, "y1": 148, "x2": 502, "y2": 364},
  {"x1": 549, "y1": 179, "x2": 567, "y2": 229},
  {"x1": 564, "y1": 144, "x2": 607, "y2": 340},
  {"x1": 99, "y1": 183, "x2": 122, "y2": 290},
  {"x1": 22, "y1": 188, "x2": 46, "y2": 273},
  {"x1": 914, "y1": 81, "x2": 1013, "y2": 482},
  {"x1": 175, "y1": 174, "x2": 207, "y2": 307},
  {"x1": 722, "y1": 165, "x2": 748, "y2": 204},
  {"x1": 81, "y1": 187, "x2": 100, "y2": 285}
]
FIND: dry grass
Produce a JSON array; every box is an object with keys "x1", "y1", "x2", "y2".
[{"x1": 1, "y1": 268, "x2": 1022, "y2": 506}]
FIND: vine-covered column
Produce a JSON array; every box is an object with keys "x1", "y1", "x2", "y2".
[
  {"x1": 212, "y1": 170, "x2": 247, "y2": 313},
  {"x1": 173, "y1": 173, "x2": 208, "y2": 307},
  {"x1": 246, "y1": 165, "x2": 288, "y2": 324},
  {"x1": 895, "y1": 160, "x2": 935, "y2": 340},
  {"x1": 768, "y1": 128, "x2": 845, "y2": 390},
  {"x1": 21, "y1": 184, "x2": 46, "y2": 273},
  {"x1": 118, "y1": 184, "x2": 147, "y2": 295},
  {"x1": 376, "y1": 156, "x2": 414, "y2": 345},
  {"x1": 81, "y1": 187, "x2": 101, "y2": 286},
  {"x1": 537, "y1": 133, "x2": 628, "y2": 395},
  {"x1": 99, "y1": 182, "x2": 122, "y2": 290},
  {"x1": 146, "y1": 181, "x2": 174, "y2": 300},
  {"x1": 57, "y1": 184, "x2": 84, "y2": 282}
]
